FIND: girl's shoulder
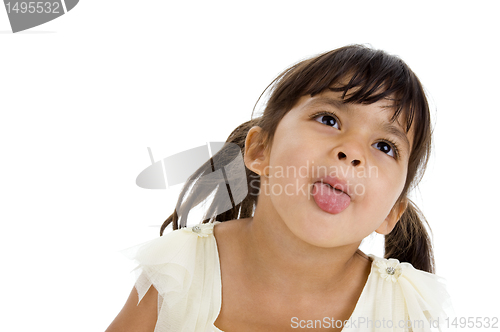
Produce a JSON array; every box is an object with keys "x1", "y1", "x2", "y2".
[
  {"x1": 126, "y1": 221, "x2": 221, "y2": 295},
  {"x1": 350, "y1": 254, "x2": 454, "y2": 331},
  {"x1": 124, "y1": 222, "x2": 222, "y2": 331},
  {"x1": 368, "y1": 254, "x2": 451, "y2": 298}
]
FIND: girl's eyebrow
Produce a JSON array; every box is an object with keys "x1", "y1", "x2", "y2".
[
  {"x1": 306, "y1": 97, "x2": 347, "y2": 111},
  {"x1": 307, "y1": 97, "x2": 411, "y2": 152},
  {"x1": 381, "y1": 122, "x2": 411, "y2": 152}
]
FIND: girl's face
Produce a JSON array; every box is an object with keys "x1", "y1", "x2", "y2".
[{"x1": 250, "y1": 89, "x2": 413, "y2": 248}]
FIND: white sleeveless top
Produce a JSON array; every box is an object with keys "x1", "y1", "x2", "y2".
[{"x1": 125, "y1": 222, "x2": 453, "y2": 332}]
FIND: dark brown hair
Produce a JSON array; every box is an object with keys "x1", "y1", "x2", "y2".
[{"x1": 160, "y1": 44, "x2": 435, "y2": 273}]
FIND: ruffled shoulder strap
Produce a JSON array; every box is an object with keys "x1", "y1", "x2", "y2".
[
  {"x1": 123, "y1": 222, "x2": 222, "y2": 332},
  {"x1": 349, "y1": 255, "x2": 453, "y2": 332}
]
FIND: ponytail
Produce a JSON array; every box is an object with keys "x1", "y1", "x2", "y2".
[
  {"x1": 384, "y1": 199, "x2": 435, "y2": 273},
  {"x1": 160, "y1": 119, "x2": 261, "y2": 235}
]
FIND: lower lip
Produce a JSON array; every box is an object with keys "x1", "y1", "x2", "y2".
[{"x1": 311, "y1": 182, "x2": 351, "y2": 214}]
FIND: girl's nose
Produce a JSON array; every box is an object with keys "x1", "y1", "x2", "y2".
[{"x1": 337, "y1": 151, "x2": 362, "y2": 167}]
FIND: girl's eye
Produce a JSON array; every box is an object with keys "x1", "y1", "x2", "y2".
[
  {"x1": 315, "y1": 114, "x2": 339, "y2": 129},
  {"x1": 372, "y1": 141, "x2": 396, "y2": 158}
]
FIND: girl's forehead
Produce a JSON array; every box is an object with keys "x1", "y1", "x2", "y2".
[{"x1": 296, "y1": 90, "x2": 399, "y2": 116}]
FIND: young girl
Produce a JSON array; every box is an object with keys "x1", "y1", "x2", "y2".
[{"x1": 107, "y1": 45, "x2": 452, "y2": 332}]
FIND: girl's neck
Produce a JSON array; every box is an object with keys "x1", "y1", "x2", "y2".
[{"x1": 233, "y1": 202, "x2": 371, "y2": 294}]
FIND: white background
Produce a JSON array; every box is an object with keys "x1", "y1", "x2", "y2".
[{"x1": 1, "y1": 1, "x2": 499, "y2": 330}]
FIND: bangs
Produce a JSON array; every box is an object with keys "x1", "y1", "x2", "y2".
[
  {"x1": 265, "y1": 45, "x2": 428, "y2": 135},
  {"x1": 304, "y1": 47, "x2": 425, "y2": 134}
]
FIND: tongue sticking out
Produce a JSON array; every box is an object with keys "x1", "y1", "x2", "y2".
[{"x1": 312, "y1": 182, "x2": 351, "y2": 214}]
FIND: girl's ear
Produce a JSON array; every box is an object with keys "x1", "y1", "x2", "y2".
[
  {"x1": 375, "y1": 198, "x2": 408, "y2": 235},
  {"x1": 244, "y1": 126, "x2": 270, "y2": 176}
]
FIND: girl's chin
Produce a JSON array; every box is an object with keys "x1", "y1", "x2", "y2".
[{"x1": 289, "y1": 220, "x2": 352, "y2": 248}]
